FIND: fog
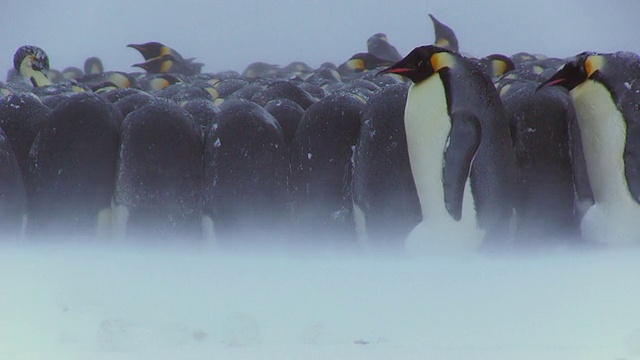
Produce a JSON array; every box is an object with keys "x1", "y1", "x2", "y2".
[
  {"x1": 1, "y1": 1, "x2": 640, "y2": 74},
  {"x1": 2, "y1": 242, "x2": 640, "y2": 359},
  {"x1": 3, "y1": 1, "x2": 640, "y2": 358}
]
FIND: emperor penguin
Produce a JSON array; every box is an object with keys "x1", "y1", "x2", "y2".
[
  {"x1": 26, "y1": 92, "x2": 121, "y2": 239},
  {"x1": 381, "y1": 45, "x2": 517, "y2": 252},
  {"x1": 539, "y1": 51, "x2": 640, "y2": 246},
  {"x1": 12, "y1": 45, "x2": 52, "y2": 87}
]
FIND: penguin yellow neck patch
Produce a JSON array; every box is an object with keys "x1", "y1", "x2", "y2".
[
  {"x1": 347, "y1": 58, "x2": 365, "y2": 71},
  {"x1": 430, "y1": 52, "x2": 455, "y2": 72},
  {"x1": 160, "y1": 60, "x2": 174, "y2": 73},
  {"x1": 20, "y1": 57, "x2": 51, "y2": 87},
  {"x1": 585, "y1": 55, "x2": 605, "y2": 78},
  {"x1": 491, "y1": 60, "x2": 507, "y2": 78}
]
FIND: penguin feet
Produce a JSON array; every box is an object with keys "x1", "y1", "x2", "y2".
[
  {"x1": 404, "y1": 220, "x2": 483, "y2": 254},
  {"x1": 580, "y1": 204, "x2": 640, "y2": 246}
]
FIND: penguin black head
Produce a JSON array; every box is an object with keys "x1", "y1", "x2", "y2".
[
  {"x1": 12, "y1": 45, "x2": 51, "y2": 87},
  {"x1": 13, "y1": 45, "x2": 49, "y2": 72},
  {"x1": 482, "y1": 54, "x2": 515, "y2": 78},
  {"x1": 429, "y1": 14, "x2": 459, "y2": 53},
  {"x1": 84, "y1": 56, "x2": 104, "y2": 75},
  {"x1": 343, "y1": 52, "x2": 394, "y2": 72},
  {"x1": 366, "y1": 33, "x2": 403, "y2": 62},
  {"x1": 379, "y1": 45, "x2": 454, "y2": 83},
  {"x1": 537, "y1": 52, "x2": 597, "y2": 91},
  {"x1": 133, "y1": 54, "x2": 178, "y2": 73},
  {"x1": 127, "y1": 42, "x2": 183, "y2": 61}
]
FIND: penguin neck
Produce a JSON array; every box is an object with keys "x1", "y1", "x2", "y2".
[
  {"x1": 571, "y1": 80, "x2": 635, "y2": 207},
  {"x1": 19, "y1": 61, "x2": 51, "y2": 87}
]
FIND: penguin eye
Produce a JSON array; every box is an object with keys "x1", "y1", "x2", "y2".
[{"x1": 417, "y1": 60, "x2": 425, "y2": 68}]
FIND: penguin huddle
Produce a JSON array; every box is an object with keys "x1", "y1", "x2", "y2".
[{"x1": 2, "y1": 13, "x2": 640, "y2": 252}]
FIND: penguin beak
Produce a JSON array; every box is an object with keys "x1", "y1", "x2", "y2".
[
  {"x1": 378, "y1": 64, "x2": 413, "y2": 76},
  {"x1": 132, "y1": 61, "x2": 151, "y2": 71},
  {"x1": 127, "y1": 43, "x2": 144, "y2": 51},
  {"x1": 536, "y1": 62, "x2": 587, "y2": 92},
  {"x1": 30, "y1": 55, "x2": 47, "y2": 72},
  {"x1": 536, "y1": 73, "x2": 568, "y2": 91}
]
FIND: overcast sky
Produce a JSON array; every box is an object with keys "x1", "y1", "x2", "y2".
[{"x1": 1, "y1": 1, "x2": 640, "y2": 75}]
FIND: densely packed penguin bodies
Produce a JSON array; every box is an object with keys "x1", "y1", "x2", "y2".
[{"x1": 3, "y1": 17, "x2": 640, "y2": 251}]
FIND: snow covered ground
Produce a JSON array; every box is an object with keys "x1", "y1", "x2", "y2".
[{"x1": 1, "y1": 241, "x2": 639, "y2": 359}]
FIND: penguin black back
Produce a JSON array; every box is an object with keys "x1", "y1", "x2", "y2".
[
  {"x1": 203, "y1": 98, "x2": 289, "y2": 246},
  {"x1": 26, "y1": 92, "x2": 121, "y2": 239},
  {"x1": 0, "y1": 93, "x2": 50, "y2": 181},
  {"x1": 352, "y1": 83, "x2": 421, "y2": 249},
  {"x1": 367, "y1": 33, "x2": 402, "y2": 62},
  {"x1": 0, "y1": 126, "x2": 27, "y2": 239},
  {"x1": 289, "y1": 92, "x2": 365, "y2": 247},
  {"x1": 251, "y1": 81, "x2": 317, "y2": 110},
  {"x1": 114, "y1": 99, "x2": 203, "y2": 241},
  {"x1": 501, "y1": 79, "x2": 580, "y2": 244},
  {"x1": 264, "y1": 98, "x2": 305, "y2": 146}
]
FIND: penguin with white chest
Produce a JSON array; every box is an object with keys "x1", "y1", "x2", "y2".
[
  {"x1": 539, "y1": 51, "x2": 640, "y2": 246},
  {"x1": 381, "y1": 45, "x2": 517, "y2": 252}
]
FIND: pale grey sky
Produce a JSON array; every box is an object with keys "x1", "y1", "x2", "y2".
[{"x1": 1, "y1": 0, "x2": 639, "y2": 75}]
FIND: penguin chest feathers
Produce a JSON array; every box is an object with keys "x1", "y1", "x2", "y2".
[
  {"x1": 404, "y1": 73, "x2": 477, "y2": 226},
  {"x1": 571, "y1": 80, "x2": 633, "y2": 207}
]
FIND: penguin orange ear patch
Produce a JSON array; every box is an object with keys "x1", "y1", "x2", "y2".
[
  {"x1": 430, "y1": 52, "x2": 454, "y2": 72},
  {"x1": 585, "y1": 55, "x2": 605, "y2": 78}
]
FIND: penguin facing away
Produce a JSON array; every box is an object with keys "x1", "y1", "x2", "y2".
[
  {"x1": 114, "y1": 99, "x2": 203, "y2": 241},
  {"x1": 26, "y1": 92, "x2": 121, "y2": 239},
  {"x1": 367, "y1": 33, "x2": 403, "y2": 62},
  {"x1": 203, "y1": 98, "x2": 289, "y2": 247},
  {"x1": 539, "y1": 51, "x2": 640, "y2": 246},
  {"x1": 0, "y1": 126, "x2": 27, "y2": 239},
  {"x1": 381, "y1": 45, "x2": 517, "y2": 252},
  {"x1": 0, "y1": 93, "x2": 51, "y2": 181},
  {"x1": 289, "y1": 92, "x2": 365, "y2": 248},
  {"x1": 499, "y1": 77, "x2": 580, "y2": 244},
  {"x1": 352, "y1": 83, "x2": 421, "y2": 250}
]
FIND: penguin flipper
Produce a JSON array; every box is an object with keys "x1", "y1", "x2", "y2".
[
  {"x1": 568, "y1": 106, "x2": 594, "y2": 208},
  {"x1": 625, "y1": 120, "x2": 640, "y2": 203},
  {"x1": 443, "y1": 112, "x2": 481, "y2": 221}
]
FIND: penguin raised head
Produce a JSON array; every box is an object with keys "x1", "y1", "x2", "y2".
[
  {"x1": 428, "y1": 14, "x2": 459, "y2": 53},
  {"x1": 127, "y1": 41, "x2": 185, "y2": 61},
  {"x1": 13, "y1": 45, "x2": 52, "y2": 87}
]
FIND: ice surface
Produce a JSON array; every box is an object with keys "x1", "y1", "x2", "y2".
[{"x1": 1, "y1": 242, "x2": 639, "y2": 359}]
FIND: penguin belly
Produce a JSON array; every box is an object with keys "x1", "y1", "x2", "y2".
[
  {"x1": 404, "y1": 75, "x2": 483, "y2": 253},
  {"x1": 571, "y1": 80, "x2": 640, "y2": 245}
]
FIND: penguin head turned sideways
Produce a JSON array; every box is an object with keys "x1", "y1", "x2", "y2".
[
  {"x1": 537, "y1": 51, "x2": 602, "y2": 91},
  {"x1": 13, "y1": 45, "x2": 51, "y2": 87},
  {"x1": 127, "y1": 42, "x2": 182, "y2": 61},
  {"x1": 379, "y1": 45, "x2": 455, "y2": 83}
]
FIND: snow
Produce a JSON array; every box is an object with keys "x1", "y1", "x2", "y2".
[{"x1": 1, "y1": 242, "x2": 640, "y2": 359}]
